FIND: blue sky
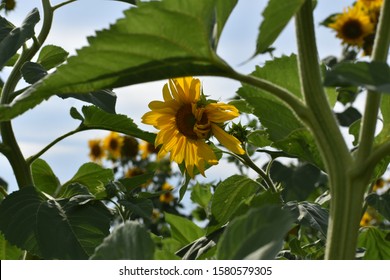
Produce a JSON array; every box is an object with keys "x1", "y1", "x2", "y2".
[{"x1": 1, "y1": 0, "x2": 354, "y2": 192}]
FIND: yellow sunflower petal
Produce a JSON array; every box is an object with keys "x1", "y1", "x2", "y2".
[
  {"x1": 162, "y1": 83, "x2": 173, "y2": 101},
  {"x1": 211, "y1": 123, "x2": 245, "y2": 155},
  {"x1": 205, "y1": 103, "x2": 240, "y2": 123}
]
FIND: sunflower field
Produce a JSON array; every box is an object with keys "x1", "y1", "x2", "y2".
[{"x1": 0, "y1": 0, "x2": 390, "y2": 261}]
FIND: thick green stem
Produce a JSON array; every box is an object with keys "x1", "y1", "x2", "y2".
[
  {"x1": 358, "y1": 0, "x2": 390, "y2": 163},
  {"x1": 0, "y1": 0, "x2": 54, "y2": 188},
  {"x1": 296, "y1": 0, "x2": 359, "y2": 259}
]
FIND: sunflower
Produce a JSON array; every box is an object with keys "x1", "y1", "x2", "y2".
[
  {"x1": 1, "y1": 0, "x2": 16, "y2": 12},
  {"x1": 103, "y1": 132, "x2": 124, "y2": 160},
  {"x1": 142, "y1": 77, "x2": 244, "y2": 177},
  {"x1": 159, "y1": 182, "x2": 174, "y2": 204},
  {"x1": 328, "y1": 4, "x2": 375, "y2": 47},
  {"x1": 359, "y1": 0, "x2": 383, "y2": 9},
  {"x1": 121, "y1": 136, "x2": 139, "y2": 159},
  {"x1": 88, "y1": 139, "x2": 104, "y2": 162}
]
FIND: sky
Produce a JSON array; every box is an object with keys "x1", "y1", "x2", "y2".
[{"x1": 0, "y1": 0, "x2": 355, "y2": 194}]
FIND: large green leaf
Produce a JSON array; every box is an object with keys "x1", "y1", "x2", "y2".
[
  {"x1": 237, "y1": 55, "x2": 323, "y2": 168},
  {"x1": 256, "y1": 0, "x2": 305, "y2": 54},
  {"x1": 90, "y1": 221, "x2": 154, "y2": 260},
  {"x1": 0, "y1": 187, "x2": 111, "y2": 259},
  {"x1": 0, "y1": 8, "x2": 40, "y2": 68},
  {"x1": 358, "y1": 227, "x2": 390, "y2": 260},
  {"x1": 164, "y1": 212, "x2": 204, "y2": 246},
  {"x1": 210, "y1": 175, "x2": 261, "y2": 229},
  {"x1": 73, "y1": 106, "x2": 155, "y2": 143},
  {"x1": 216, "y1": 206, "x2": 294, "y2": 259},
  {"x1": 61, "y1": 162, "x2": 113, "y2": 199},
  {"x1": 324, "y1": 61, "x2": 390, "y2": 93},
  {"x1": 31, "y1": 158, "x2": 60, "y2": 196},
  {"x1": 0, "y1": 0, "x2": 237, "y2": 121}
]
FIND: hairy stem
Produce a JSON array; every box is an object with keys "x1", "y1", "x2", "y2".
[
  {"x1": 360, "y1": 0, "x2": 390, "y2": 166},
  {"x1": 0, "y1": 0, "x2": 55, "y2": 188},
  {"x1": 296, "y1": 0, "x2": 360, "y2": 259}
]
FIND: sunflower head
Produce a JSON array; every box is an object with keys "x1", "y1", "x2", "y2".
[
  {"x1": 121, "y1": 136, "x2": 139, "y2": 159},
  {"x1": 328, "y1": 4, "x2": 375, "y2": 47},
  {"x1": 359, "y1": 0, "x2": 383, "y2": 9},
  {"x1": 103, "y1": 132, "x2": 124, "y2": 160},
  {"x1": 88, "y1": 139, "x2": 104, "y2": 162},
  {"x1": 159, "y1": 182, "x2": 174, "y2": 204},
  {"x1": 142, "y1": 77, "x2": 245, "y2": 177},
  {"x1": 1, "y1": 0, "x2": 16, "y2": 12}
]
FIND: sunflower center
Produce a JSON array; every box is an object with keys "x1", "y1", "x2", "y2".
[
  {"x1": 342, "y1": 19, "x2": 364, "y2": 39},
  {"x1": 176, "y1": 104, "x2": 198, "y2": 139},
  {"x1": 91, "y1": 144, "x2": 102, "y2": 158},
  {"x1": 175, "y1": 104, "x2": 211, "y2": 140},
  {"x1": 109, "y1": 139, "x2": 119, "y2": 151}
]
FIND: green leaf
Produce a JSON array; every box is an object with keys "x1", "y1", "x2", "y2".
[
  {"x1": 285, "y1": 201, "x2": 329, "y2": 237},
  {"x1": 0, "y1": 0, "x2": 235, "y2": 121},
  {"x1": 349, "y1": 119, "x2": 361, "y2": 147},
  {"x1": 376, "y1": 95, "x2": 390, "y2": 144},
  {"x1": 74, "y1": 106, "x2": 155, "y2": 143},
  {"x1": 59, "y1": 89, "x2": 117, "y2": 114},
  {"x1": 256, "y1": 0, "x2": 305, "y2": 55},
  {"x1": 31, "y1": 158, "x2": 60, "y2": 196},
  {"x1": 358, "y1": 227, "x2": 390, "y2": 260},
  {"x1": 366, "y1": 192, "x2": 390, "y2": 220},
  {"x1": 0, "y1": 187, "x2": 111, "y2": 259},
  {"x1": 153, "y1": 236, "x2": 182, "y2": 260},
  {"x1": 61, "y1": 162, "x2": 113, "y2": 199},
  {"x1": 21, "y1": 62, "x2": 47, "y2": 84},
  {"x1": 0, "y1": 8, "x2": 40, "y2": 68},
  {"x1": 120, "y1": 198, "x2": 153, "y2": 221},
  {"x1": 190, "y1": 183, "x2": 212, "y2": 211},
  {"x1": 247, "y1": 130, "x2": 272, "y2": 148},
  {"x1": 164, "y1": 212, "x2": 204, "y2": 246},
  {"x1": 324, "y1": 61, "x2": 390, "y2": 93},
  {"x1": 37, "y1": 45, "x2": 69, "y2": 70},
  {"x1": 335, "y1": 107, "x2": 361, "y2": 127},
  {"x1": 0, "y1": 16, "x2": 14, "y2": 43},
  {"x1": 90, "y1": 221, "x2": 154, "y2": 260},
  {"x1": 270, "y1": 161, "x2": 321, "y2": 202},
  {"x1": 210, "y1": 175, "x2": 261, "y2": 229},
  {"x1": 228, "y1": 99, "x2": 253, "y2": 114},
  {"x1": 119, "y1": 172, "x2": 155, "y2": 191},
  {"x1": 0, "y1": 233, "x2": 23, "y2": 260},
  {"x1": 217, "y1": 206, "x2": 294, "y2": 259}
]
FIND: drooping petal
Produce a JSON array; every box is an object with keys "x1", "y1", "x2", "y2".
[
  {"x1": 211, "y1": 123, "x2": 245, "y2": 155},
  {"x1": 205, "y1": 103, "x2": 240, "y2": 123}
]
